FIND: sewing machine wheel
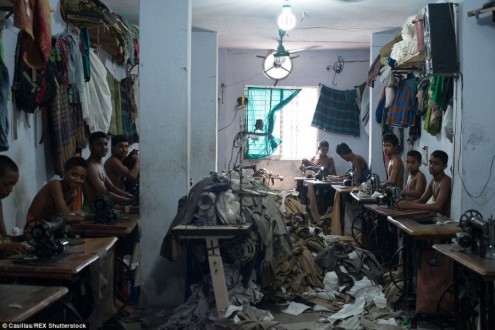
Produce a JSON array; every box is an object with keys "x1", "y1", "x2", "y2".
[
  {"x1": 24, "y1": 220, "x2": 52, "y2": 247},
  {"x1": 459, "y1": 209, "x2": 483, "y2": 230},
  {"x1": 225, "y1": 236, "x2": 256, "y2": 264},
  {"x1": 91, "y1": 194, "x2": 113, "y2": 214}
]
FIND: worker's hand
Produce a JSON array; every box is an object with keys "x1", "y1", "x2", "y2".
[
  {"x1": 0, "y1": 242, "x2": 30, "y2": 255},
  {"x1": 397, "y1": 200, "x2": 411, "y2": 209}
]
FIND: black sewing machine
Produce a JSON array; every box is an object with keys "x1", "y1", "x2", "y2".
[
  {"x1": 24, "y1": 217, "x2": 69, "y2": 259},
  {"x1": 367, "y1": 173, "x2": 381, "y2": 194},
  {"x1": 91, "y1": 194, "x2": 118, "y2": 224},
  {"x1": 378, "y1": 186, "x2": 401, "y2": 208},
  {"x1": 458, "y1": 210, "x2": 494, "y2": 258}
]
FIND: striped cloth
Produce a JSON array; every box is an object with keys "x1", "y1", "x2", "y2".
[
  {"x1": 386, "y1": 76, "x2": 418, "y2": 127},
  {"x1": 311, "y1": 84, "x2": 360, "y2": 137},
  {"x1": 48, "y1": 83, "x2": 86, "y2": 176}
]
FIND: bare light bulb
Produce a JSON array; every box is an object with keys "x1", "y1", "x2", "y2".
[{"x1": 277, "y1": 1, "x2": 296, "y2": 31}]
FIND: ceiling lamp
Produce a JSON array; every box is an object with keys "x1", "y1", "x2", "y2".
[{"x1": 277, "y1": 0, "x2": 296, "y2": 31}]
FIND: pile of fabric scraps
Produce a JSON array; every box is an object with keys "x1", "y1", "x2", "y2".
[{"x1": 160, "y1": 171, "x2": 412, "y2": 329}]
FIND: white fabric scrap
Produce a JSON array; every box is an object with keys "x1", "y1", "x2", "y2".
[
  {"x1": 328, "y1": 296, "x2": 365, "y2": 324},
  {"x1": 323, "y1": 271, "x2": 339, "y2": 291},
  {"x1": 281, "y1": 301, "x2": 311, "y2": 315},
  {"x1": 347, "y1": 276, "x2": 374, "y2": 296},
  {"x1": 377, "y1": 318, "x2": 398, "y2": 325}
]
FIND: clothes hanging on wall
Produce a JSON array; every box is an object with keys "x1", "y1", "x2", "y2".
[
  {"x1": 120, "y1": 76, "x2": 139, "y2": 144},
  {"x1": 107, "y1": 72, "x2": 123, "y2": 135},
  {"x1": 0, "y1": 36, "x2": 9, "y2": 151},
  {"x1": 81, "y1": 49, "x2": 112, "y2": 133},
  {"x1": 58, "y1": 30, "x2": 86, "y2": 104},
  {"x1": 424, "y1": 76, "x2": 453, "y2": 136},
  {"x1": 13, "y1": 0, "x2": 52, "y2": 69},
  {"x1": 386, "y1": 76, "x2": 418, "y2": 127},
  {"x1": 312, "y1": 84, "x2": 360, "y2": 137},
  {"x1": 47, "y1": 82, "x2": 85, "y2": 176}
]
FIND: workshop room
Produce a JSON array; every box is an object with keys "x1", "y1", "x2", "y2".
[{"x1": 1, "y1": 0, "x2": 495, "y2": 329}]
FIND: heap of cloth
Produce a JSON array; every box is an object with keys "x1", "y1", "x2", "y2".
[{"x1": 160, "y1": 171, "x2": 413, "y2": 329}]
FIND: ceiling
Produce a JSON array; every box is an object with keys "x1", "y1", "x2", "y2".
[{"x1": 104, "y1": 0, "x2": 432, "y2": 52}]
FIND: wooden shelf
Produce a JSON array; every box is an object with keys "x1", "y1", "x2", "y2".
[
  {"x1": 467, "y1": 6, "x2": 495, "y2": 18},
  {"x1": 392, "y1": 52, "x2": 425, "y2": 72}
]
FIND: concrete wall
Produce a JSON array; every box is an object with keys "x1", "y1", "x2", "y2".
[{"x1": 452, "y1": 0, "x2": 495, "y2": 219}]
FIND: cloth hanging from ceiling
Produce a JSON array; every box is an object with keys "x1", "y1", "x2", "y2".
[
  {"x1": 120, "y1": 76, "x2": 139, "y2": 144},
  {"x1": 312, "y1": 84, "x2": 360, "y2": 137},
  {"x1": 386, "y1": 76, "x2": 418, "y2": 127},
  {"x1": 81, "y1": 49, "x2": 112, "y2": 133}
]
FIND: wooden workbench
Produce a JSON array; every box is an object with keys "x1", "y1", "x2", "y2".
[
  {"x1": 434, "y1": 244, "x2": 495, "y2": 330},
  {"x1": 0, "y1": 237, "x2": 117, "y2": 280},
  {"x1": 0, "y1": 284, "x2": 69, "y2": 322},
  {"x1": 68, "y1": 214, "x2": 138, "y2": 238}
]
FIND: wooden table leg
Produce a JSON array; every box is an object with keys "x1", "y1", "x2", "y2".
[{"x1": 206, "y1": 238, "x2": 229, "y2": 317}]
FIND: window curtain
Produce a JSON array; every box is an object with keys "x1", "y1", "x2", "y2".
[{"x1": 246, "y1": 87, "x2": 301, "y2": 159}]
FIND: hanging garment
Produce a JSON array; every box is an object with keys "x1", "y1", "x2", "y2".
[
  {"x1": 424, "y1": 76, "x2": 446, "y2": 135},
  {"x1": 312, "y1": 84, "x2": 360, "y2": 137},
  {"x1": 0, "y1": 37, "x2": 9, "y2": 151},
  {"x1": 58, "y1": 31, "x2": 86, "y2": 104},
  {"x1": 48, "y1": 82, "x2": 86, "y2": 176},
  {"x1": 81, "y1": 49, "x2": 112, "y2": 133},
  {"x1": 107, "y1": 72, "x2": 123, "y2": 135},
  {"x1": 14, "y1": 0, "x2": 52, "y2": 69},
  {"x1": 386, "y1": 76, "x2": 418, "y2": 127},
  {"x1": 120, "y1": 76, "x2": 139, "y2": 144}
]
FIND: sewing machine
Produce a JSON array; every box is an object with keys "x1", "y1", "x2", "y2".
[
  {"x1": 91, "y1": 194, "x2": 118, "y2": 224},
  {"x1": 24, "y1": 218, "x2": 69, "y2": 259},
  {"x1": 378, "y1": 186, "x2": 401, "y2": 208},
  {"x1": 457, "y1": 210, "x2": 495, "y2": 258}
]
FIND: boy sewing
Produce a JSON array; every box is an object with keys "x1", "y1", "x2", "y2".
[
  {"x1": 397, "y1": 150, "x2": 451, "y2": 216},
  {"x1": 335, "y1": 142, "x2": 371, "y2": 183},
  {"x1": 300, "y1": 140, "x2": 337, "y2": 175},
  {"x1": 83, "y1": 132, "x2": 135, "y2": 209},
  {"x1": 27, "y1": 157, "x2": 90, "y2": 224},
  {"x1": 381, "y1": 133, "x2": 404, "y2": 189},
  {"x1": 401, "y1": 150, "x2": 426, "y2": 201},
  {"x1": 0, "y1": 155, "x2": 29, "y2": 256},
  {"x1": 104, "y1": 135, "x2": 139, "y2": 192}
]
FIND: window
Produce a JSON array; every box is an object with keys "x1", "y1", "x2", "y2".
[{"x1": 244, "y1": 86, "x2": 318, "y2": 160}]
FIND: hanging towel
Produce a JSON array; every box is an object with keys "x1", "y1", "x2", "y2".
[
  {"x1": 386, "y1": 76, "x2": 418, "y2": 127},
  {"x1": 312, "y1": 84, "x2": 360, "y2": 137}
]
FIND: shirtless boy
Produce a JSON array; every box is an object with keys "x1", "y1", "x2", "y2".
[
  {"x1": 104, "y1": 135, "x2": 139, "y2": 191},
  {"x1": 401, "y1": 150, "x2": 426, "y2": 201},
  {"x1": 301, "y1": 140, "x2": 337, "y2": 175},
  {"x1": 83, "y1": 132, "x2": 135, "y2": 209},
  {"x1": 381, "y1": 133, "x2": 404, "y2": 189},
  {"x1": 0, "y1": 156, "x2": 29, "y2": 256},
  {"x1": 27, "y1": 157, "x2": 90, "y2": 224},
  {"x1": 397, "y1": 150, "x2": 451, "y2": 216},
  {"x1": 335, "y1": 142, "x2": 371, "y2": 183}
]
